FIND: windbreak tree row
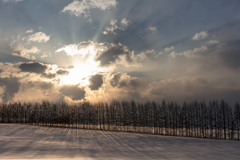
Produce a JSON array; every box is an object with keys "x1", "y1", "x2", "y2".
[{"x1": 0, "y1": 100, "x2": 240, "y2": 140}]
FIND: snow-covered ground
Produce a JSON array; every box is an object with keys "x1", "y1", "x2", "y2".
[{"x1": 0, "y1": 124, "x2": 239, "y2": 160}]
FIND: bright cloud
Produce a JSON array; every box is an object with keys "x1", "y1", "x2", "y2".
[
  {"x1": 165, "y1": 46, "x2": 174, "y2": 52},
  {"x1": 103, "y1": 18, "x2": 129, "y2": 35},
  {"x1": 62, "y1": 0, "x2": 117, "y2": 17},
  {"x1": 56, "y1": 41, "x2": 95, "y2": 57},
  {"x1": 26, "y1": 30, "x2": 33, "y2": 33},
  {"x1": 120, "y1": 18, "x2": 130, "y2": 27},
  {"x1": 137, "y1": 49, "x2": 163, "y2": 61},
  {"x1": 28, "y1": 32, "x2": 51, "y2": 43},
  {"x1": 192, "y1": 31, "x2": 208, "y2": 40},
  {"x1": 12, "y1": 44, "x2": 40, "y2": 60},
  {"x1": 103, "y1": 19, "x2": 118, "y2": 34},
  {"x1": 169, "y1": 46, "x2": 208, "y2": 58}
]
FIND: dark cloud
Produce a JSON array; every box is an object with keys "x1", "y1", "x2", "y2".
[
  {"x1": 24, "y1": 81, "x2": 54, "y2": 90},
  {"x1": 77, "y1": 41, "x2": 93, "y2": 50},
  {"x1": 168, "y1": 43, "x2": 240, "y2": 76},
  {"x1": 110, "y1": 73, "x2": 126, "y2": 88},
  {"x1": 12, "y1": 50, "x2": 21, "y2": 56},
  {"x1": 127, "y1": 71, "x2": 147, "y2": 78},
  {"x1": 0, "y1": 76, "x2": 20, "y2": 103},
  {"x1": 148, "y1": 77, "x2": 209, "y2": 97},
  {"x1": 59, "y1": 85, "x2": 85, "y2": 100},
  {"x1": 19, "y1": 62, "x2": 47, "y2": 74},
  {"x1": 126, "y1": 91, "x2": 144, "y2": 101},
  {"x1": 185, "y1": 44, "x2": 240, "y2": 71},
  {"x1": 147, "y1": 77, "x2": 240, "y2": 105},
  {"x1": 41, "y1": 73, "x2": 56, "y2": 79},
  {"x1": 95, "y1": 43, "x2": 133, "y2": 66},
  {"x1": 38, "y1": 82, "x2": 54, "y2": 90},
  {"x1": 215, "y1": 44, "x2": 240, "y2": 69},
  {"x1": 129, "y1": 78, "x2": 141, "y2": 88},
  {"x1": 110, "y1": 73, "x2": 141, "y2": 89},
  {"x1": 205, "y1": 44, "x2": 240, "y2": 70},
  {"x1": 89, "y1": 74, "x2": 103, "y2": 90},
  {"x1": 56, "y1": 69, "x2": 70, "y2": 75}
]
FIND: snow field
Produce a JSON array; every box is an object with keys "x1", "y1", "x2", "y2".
[{"x1": 0, "y1": 124, "x2": 240, "y2": 160}]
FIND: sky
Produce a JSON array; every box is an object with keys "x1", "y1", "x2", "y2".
[{"x1": 0, "y1": 0, "x2": 240, "y2": 105}]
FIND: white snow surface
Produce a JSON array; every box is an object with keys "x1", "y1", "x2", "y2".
[{"x1": 0, "y1": 124, "x2": 239, "y2": 160}]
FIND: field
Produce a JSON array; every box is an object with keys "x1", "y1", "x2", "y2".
[{"x1": 0, "y1": 124, "x2": 240, "y2": 160}]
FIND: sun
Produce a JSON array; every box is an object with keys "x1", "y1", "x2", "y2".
[
  {"x1": 60, "y1": 59, "x2": 103, "y2": 86},
  {"x1": 58, "y1": 43, "x2": 105, "y2": 86},
  {"x1": 60, "y1": 66, "x2": 89, "y2": 85}
]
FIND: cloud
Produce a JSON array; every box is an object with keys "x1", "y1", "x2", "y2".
[
  {"x1": 111, "y1": 74, "x2": 128, "y2": 89},
  {"x1": 164, "y1": 46, "x2": 174, "y2": 52},
  {"x1": 59, "y1": 85, "x2": 85, "y2": 100},
  {"x1": 18, "y1": 62, "x2": 69, "y2": 79},
  {"x1": 23, "y1": 81, "x2": 54, "y2": 91},
  {"x1": 57, "y1": 41, "x2": 137, "y2": 67},
  {"x1": 110, "y1": 72, "x2": 141, "y2": 90},
  {"x1": 148, "y1": 77, "x2": 208, "y2": 100},
  {"x1": 120, "y1": 18, "x2": 129, "y2": 27},
  {"x1": 103, "y1": 19, "x2": 118, "y2": 35},
  {"x1": 103, "y1": 18, "x2": 129, "y2": 35},
  {"x1": 27, "y1": 32, "x2": 50, "y2": 43},
  {"x1": 62, "y1": 0, "x2": 117, "y2": 17},
  {"x1": 2, "y1": 0, "x2": 23, "y2": 3},
  {"x1": 26, "y1": 30, "x2": 33, "y2": 33},
  {"x1": 137, "y1": 49, "x2": 162, "y2": 61},
  {"x1": 41, "y1": 68, "x2": 70, "y2": 79},
  {"x1": 146, "y1": 26, "x2": 156, "y2": 31},
  {"x1": 213, "y1": 44, "x2": 240, "y2": 69},
  {"x1": 56, "y1": 69, "x2": 70, "y2": 75},
  {"x1": 0, "y1": 63, "x2": 20, "y2": 78},
  {"x1": 12, "y1": 44, "x2": 40, "y2": 60},
  {"x1": 13, "y1": 80, "x2": 60, "y2": 103},
  {"x1": 192, "y1": 31, "x2": 208, "y2": 40},
  {"x1": 89, "y1": 74, "x2": 103, "y2": 90},
  {"x1": 168, "y1": 42, "x2": 240, "y2": 69},
  {"x1": 0, "y1": 76, "x2": 20, "y2": 103},
  {"x1": 95, "y1": 42, "x2": 135, "y2": 67},
  {"x1": 89, "y1": 72, "x2": 150, "y2": 102},
  {"x1": 56, "y1": 41, "x2": 94, "y2": 56},
  {"x1": 41, "y1": 73, "x2": 56, "y2": 79},
  {"x1": 41, "y1": 53, "x2": 48, "y2": 58},
  {"x1": 18, "y1": 62, "x2": 48, "y2": 74},
  {"x1": 148, "y1": 77, "x2": 240, "y2": 104},
  {"x1": 87, "y1": 19, "x2": 93, "y2": 23},
  {"x1": 208, "y1": 40, "x2": 219, "y2": 44},
  {"x1": 169, "y1": 43, "x2": 240, "y2": 72},
  {"x1": 169, "y1": 46, "x2": 208, "y2": 58}
]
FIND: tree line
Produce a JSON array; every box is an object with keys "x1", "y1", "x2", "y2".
[{"x1": 0, "y1": 100, "x2": 239, "y2": 140}]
